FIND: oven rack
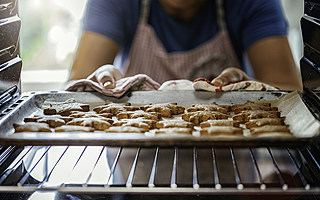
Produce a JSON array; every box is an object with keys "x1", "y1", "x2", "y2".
[{"x1": 0, "y1": 145, "x2": 320, "y2": 198}]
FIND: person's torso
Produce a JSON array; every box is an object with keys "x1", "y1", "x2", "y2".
[
  {"x1": 123, "y1": 0, "x2": 241, "y2": 83},
  {"x1": 111, "y1": 0, "x2": 287, "y2": 75},
  {"x1": 118, "y1": 0, "x2": 244, "y2": 70}
]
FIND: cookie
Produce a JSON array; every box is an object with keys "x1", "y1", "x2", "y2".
[
  {"x1": 200, "y1": 120, "x2": 240, "y2": 128},
  {"x1": 142, "y1": 103, "x2": 185, "y2": 117},
  {"x1": 232, "y1": 110, "x2": 280, "y2": 123},
  {"x1": 182, "y1": 111, "x2": 228, "y2": 126},
  {"x1": 117, "y1": 110, "x2": 161, "y2": 121},
  {"x1": 24, "y1": 115, "x2": 73, "y2": 128},
  {"x1": 24, "y1": 115, "x2": 73, "y2": 123},
  {"x1": 14, "y1": 122, "x2": 52, "y2": 132},
  {"x1": 155, "y1": 128, "x2": 193, "y2": 135},
  {"x1": 93, "y1": 102, "x2": 139, "y2": 116},
  {"x1": 187, "y1": 103, "x2": 228, "y2": 114},
  {"x1": 250, "y1": 125, "x2": 290, "y2": 135},
  {"x1": 232, "y1": 102, "x2": 278, "y2": 114},
  {"x1": 200, "y1": 126, "x2": 243, "y2": 135},
  {"x1": 115, "y1": 118, "x2": 157, "y2": 128},
  {"x1": 37, "y1": 118, "x2": 65, "y2": 128},
  {"x1": 113, "y1": 118, "x2": 154, "y2": 131},
  {"x1": 43, "y1": 98, "x2": 89, "y2": 116},
  {"x1": 104, "y1": 126, "x2": 145, "y2": 133},
  {"x1": 67, "y1": 117, "x2": 112, "y2": 131},
  {"x1": 245, "y1": 118, "x2": 285, "y2": 129},
  {"x1": 156, "y1": 120, "x2": 194, "y2": 129},
  {"x1": 69, "y1": 111, "x2": 112, "y2": 119},
  {"x1": 55, "y1": 125, "x2": 94, "y2": 132},
  {"x1": 230, "y1": 101, "x2": 272, "y2": 111}
]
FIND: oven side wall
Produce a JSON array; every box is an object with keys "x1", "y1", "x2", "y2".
[{"x1": 0, "y1": 0, "x2": 22, "y2": 93}]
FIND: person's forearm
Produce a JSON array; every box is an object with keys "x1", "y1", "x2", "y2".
[
  {"x1": 255, "y1": 79, "x2": 302, "y2": 91},
  {"x1": 248, "y1": 36, "x2": 302, "y2": 91},
  {"x1": 68, "y1": 31, "x2": 120, "y2": 81}
]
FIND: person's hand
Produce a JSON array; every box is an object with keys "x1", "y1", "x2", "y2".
[
  {"x1": 87, "y1": 64, "x2": 123, "y2": 89},
  {"x1": 211, "y1": 67, "x2": 251, "y2": 86}
]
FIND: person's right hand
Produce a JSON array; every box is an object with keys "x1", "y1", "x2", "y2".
[
  {"x1": 87, "y1": 64, "x2": 123, "y2": 89},
  {"x1": 211, "y1": 67, "x2": 251, "y2": 86}
]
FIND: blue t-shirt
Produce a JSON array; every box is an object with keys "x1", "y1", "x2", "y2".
[{"x1": 83, "y1": 0, "x2": 288, "y2": 73}]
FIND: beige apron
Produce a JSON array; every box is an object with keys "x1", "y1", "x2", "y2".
[
  {"x1": 109, "y1": 0, "x2": 254, "y2": 186},
  {"x1": 124, "y1": 0, "x2": 240, "y2": 83}
]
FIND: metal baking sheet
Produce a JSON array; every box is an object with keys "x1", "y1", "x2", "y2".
[{"x1": 0, "y1": 90, "x2": 318, "y2": 147}]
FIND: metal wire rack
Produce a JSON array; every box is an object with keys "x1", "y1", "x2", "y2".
[{"x1": 0, "y1": 145, "x2": 319, "y2": 199}]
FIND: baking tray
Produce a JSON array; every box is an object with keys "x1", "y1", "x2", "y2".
[{"x1": 0, "y1": 90, "x2": 319, "y2": 147}]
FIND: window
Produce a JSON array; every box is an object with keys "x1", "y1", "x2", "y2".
[{"x1": 19, "y1": 0, "x2": 87, "y2": 91}]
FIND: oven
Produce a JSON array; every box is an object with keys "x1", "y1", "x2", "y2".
[{"x1": 0, "y1": 0, "x2": 320, "y2": 200}]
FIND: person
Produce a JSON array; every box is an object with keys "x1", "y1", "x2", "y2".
[{"x1": 68, "y1": 0, "x2": 302, "y2": 91}]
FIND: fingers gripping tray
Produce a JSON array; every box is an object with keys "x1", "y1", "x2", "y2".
[{"x1": 0, "y1": 90, "x2": 319, "y2": 147}]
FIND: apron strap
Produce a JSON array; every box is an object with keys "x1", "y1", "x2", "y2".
[
  {"x1": 140, "y1": 0, "x2": 151, "y2": 22},
  {"x1": 216, "y1": 0, "x2": 227, "y2": 30}
]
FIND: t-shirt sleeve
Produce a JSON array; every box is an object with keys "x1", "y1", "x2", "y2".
[
  {"x1": 240, "y1": 0, "x2": 288, "y2": 51},
  {"x1": 82, "y1": 0, "x2": 130, "y2": 47}
]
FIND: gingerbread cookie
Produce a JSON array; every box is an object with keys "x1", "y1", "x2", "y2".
[
  {"x1": 69, "y1": 111, "x2": 112, "y2": 119},
  {"x1": 156, "y1": 120, "x2": 194, "y2": 129},
  {"x1": 232, "y1": 110, "x2": 280, "y2": 123},
  {"x1": 92, "y1": 101, "x2": 129, "y2": 112},
  {"x1": 38, "y1": 118, "x2": 65, "y2": 128},
  {"x1": 155, "y1": 128, "x2": 193, "y2": 135},
  {"x1": 43, "y1": 98, "x2": 89, "y2": 116},
  {"x1": 182, "y1": 111, "x2": 228, "y2": 126},
  {"x1": 116, "y1": 118, "x2": 157, "y2": 128},
  {"x1": 113, "y1": 118, "x2": 155, "y2": 131},
  {"x1": 232, "y1": 102, "x2": 278, "y2": 114},
  {"x1": 104, "y1": 126, "x2": 145, "y2": 133},
  {"x1": 93, "y1": 102, "x2": 139, "y2": 116},
  {"x1": 141, "y1": 103, "x2": 185, "y2": 117},
  {"x1": 230, "y1": 101, "x2": 272, "y2": 111},
  {"x1": 24, "y1": 115, "x2": 73, "y2": 128},
  {"x1": 245, "y1": 118, "x2": 285, "y2": 129},
  {"x1": 24, "y1": 114, "x2": 73, "y2": 123},
  {"x1": 117, "y1": 110, "x2": 161, "y2": 121},
  {"x1": 187, "y1": 103, "x2": 228, "y2": 114},
  {"x1": 200, "y1": 126, "x2": 243, "y2": 135},
  {"x1": 14, "y1": 122, "x2": 52, "y2": 132},
  {"x1": 67, "y1": 117, "x2": 112, "y2": 131},
  {"x1": 55, "y1": 125, "x2": 94, "y2": 132},
  {"x1": 200, "y1": 120, "x2": 240, "y2": 128},
  {"x1": 250, "y1": 125, "x2": 290, "y2": 135}
]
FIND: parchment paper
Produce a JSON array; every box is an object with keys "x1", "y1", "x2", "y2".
[{"x1": 272, "y1": 91, "x2": 320, "y2": 138}]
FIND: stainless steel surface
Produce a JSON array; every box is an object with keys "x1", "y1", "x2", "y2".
[
  {"x1": 0, "y1": 145, "x2": 319, "y2": 198},
  {"x1": 0, "y1": 90, "x2": 316, "y2": 147},
  {"x1": 301, "y1": 1, "x2": 320, "y2": 91},
  {"x1": 0, "y1": 0, "x2": 18, "y2": 19},
  {"x1": 0, "y1": 57, "x2": 22, "y2": 92},
  {"x1": 0, "y1": 0, "x2": 21, "y2": 93},
  {"x1": 0, "y1": 15, "x2": 20, "y2": 66}
]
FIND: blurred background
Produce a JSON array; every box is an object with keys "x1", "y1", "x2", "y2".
[
  {"x1": 19, "y1": 0, "x2": 304, "y2": 92},
  {"x1": 20, "y1": 0, "x2": 87, "y2": 91}
]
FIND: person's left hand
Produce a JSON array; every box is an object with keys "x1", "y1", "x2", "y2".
[
  {"x1": 211, "y1": 67, "x2": 251, "y2": 86},
  {"x1": 87, "y1": 64, "x2": 123, "y2": 89}
]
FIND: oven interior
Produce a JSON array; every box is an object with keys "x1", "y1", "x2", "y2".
[
  {"x1": 0, "y1": 145, "x2": 320, "y2": 200},
  {"x1": 0, "y1": 0, "x2": 320, "y2": 199}
]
